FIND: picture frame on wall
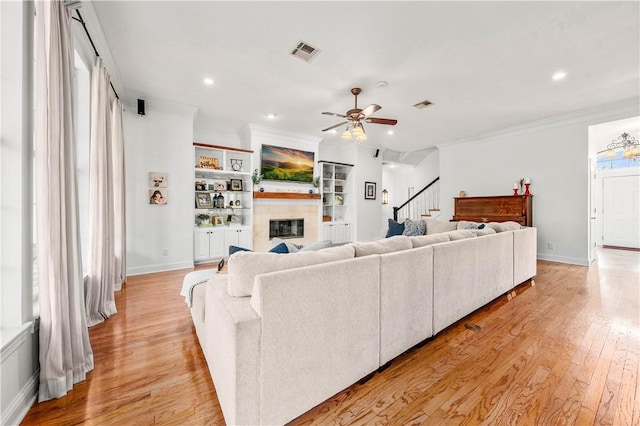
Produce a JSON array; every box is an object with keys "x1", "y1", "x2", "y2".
[
  {"x1": 195, "y1": 192, "x2": 213, "y2": 208},
  {"x1": 364, "y1": 181, "x2": 376, "y2": 200},
  {"x1": 230, "y1": 179, "x2": 243, "y2": 191}
]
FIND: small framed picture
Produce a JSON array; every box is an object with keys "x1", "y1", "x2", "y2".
[
  {"x1": 149, "y1": 172, "x2": 168, "y2": 188},
  {"x1": 195, "y1": 192, "x2": 213, "y2": 208},
  {"x1": 214, "y1": 216, "x2": 225, "y2": 226},
  {"x1": 230, "y1": 179, "x2": 243, "y2": 191},
  {"x1": 150, "y1": 189, "x2": 168, "y2": 205},
  {"x1": 230, "y1": 214, "x2": 242, "y2": 225},
  {"x1": 213, "y1": 181, "x2": 226, "y2": 191},
  {"x1": 365, "y1": 181, "x2": 376, "y2": 200}
]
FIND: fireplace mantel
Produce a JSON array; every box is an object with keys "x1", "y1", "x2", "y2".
[{"x1": 253, "y1": 192, "x2": 321, "y2": 200}]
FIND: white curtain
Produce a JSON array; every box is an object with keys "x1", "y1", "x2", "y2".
[
  {"x1": 112, "y1": 98, "x2": 126, "y2": 290},
  {"x1": 34, "y1": 0, "x2": 94, "y2": 402},
  {"x1": 85, "y1": 58, "x2": 116, "y2": 326}
]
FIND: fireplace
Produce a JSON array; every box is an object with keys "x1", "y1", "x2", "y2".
[{"x1": 269, "y1": 218, "x2": 304, "y2": 240}]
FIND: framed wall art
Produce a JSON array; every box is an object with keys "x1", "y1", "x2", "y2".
[{"x1": 365, "y1": 181, "x2": 376, "y2": 200}]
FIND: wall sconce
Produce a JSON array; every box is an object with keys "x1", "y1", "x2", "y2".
[{"x1": 382, "y1": 189, "x2": 389, "y2": 205}]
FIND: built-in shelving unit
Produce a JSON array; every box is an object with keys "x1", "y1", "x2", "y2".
[
  {"x1": 193, "y1": 143, "x2": 253, "y2": 262},
  {"x1": 318, "y1": 161, "x2": 354, "y2": 243}
]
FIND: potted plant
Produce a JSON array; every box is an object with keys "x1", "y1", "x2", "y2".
[
  {"x1": 310, "y1": 176, "x2": 320, "y2": 194},
  {"x1": 251, "y1": 169, "x2": 264, "y2": 191},
  {"x1": 196, "y1": 213, "x2": 211, "y2": 226}
]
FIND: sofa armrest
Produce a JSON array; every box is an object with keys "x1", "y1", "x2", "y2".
[
  {"x1": 513, "y1": 227, "x2": 537, "y2": 285},
  {"x1": 203, "y1": 281, "x2": 261, "y2": 426},
  {"x1": 250, "y1": 256, "x2": 380, "y2": 425}
]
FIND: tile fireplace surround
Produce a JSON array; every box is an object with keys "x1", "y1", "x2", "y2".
[{"x1": 253, "y1": 193, "x2": 320, "y2": 252}]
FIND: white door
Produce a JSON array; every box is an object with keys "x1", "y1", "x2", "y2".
[{"x1": 603, "y1": 175, "x2": 640, "y2": 248}]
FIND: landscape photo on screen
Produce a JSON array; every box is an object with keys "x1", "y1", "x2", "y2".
[{"x1": 260, "y1": 144, "x2": 315, "y2": 183}]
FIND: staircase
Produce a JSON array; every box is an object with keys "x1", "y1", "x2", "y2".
[{"x1": 393, "y1": 177, "x2": 441, "y2": 222}]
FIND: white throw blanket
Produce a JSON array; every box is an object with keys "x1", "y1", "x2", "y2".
[{"x1": 180, "y1": 269, "x2": 217, "y2": 307}]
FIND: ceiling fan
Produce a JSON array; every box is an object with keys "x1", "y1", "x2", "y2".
[{"x1": 321, "y1": 87, "x2": 397, "y2": 140}]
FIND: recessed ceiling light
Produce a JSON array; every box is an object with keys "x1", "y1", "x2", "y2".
[
  {"x1": 264, "y1": 113, "x2": 278, "y2": 119},
  {"x1": 203, "y1": 77, "x2": 214, "y2": 85},
  {"x1": 387, "y1": 130, "x2": 394, "y2": 135},
  {"x1": 552, "y1": 71, "x2": 567, "y2": 81}
]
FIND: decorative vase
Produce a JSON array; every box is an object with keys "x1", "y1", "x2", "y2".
[{"x1": 259, "y1": 187, "x2": 264, "y2": 192}]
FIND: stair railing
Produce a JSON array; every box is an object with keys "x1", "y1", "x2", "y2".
[{"x1": 393, "y1": 177, "x2": 440, "y2": 222}]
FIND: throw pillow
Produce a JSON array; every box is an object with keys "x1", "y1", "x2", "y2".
[
  {"x1": 402, "y1": 219, "x2": 426, "y2": 236},
  {"x1": 229, "y1": 242, "x2": 289, "y2": 256},
  {"x1": 464, "y1": 222, "x2": 485, "y2": 230},
  {"x1": 385, "y1": 218, "x2": 405, "y2": 238},
  {"x1": 271, "y1": 237, "x2": 302, "y2": 253}
]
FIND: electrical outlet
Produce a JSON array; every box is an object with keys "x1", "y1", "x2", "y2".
[
  {"x1": 162, "y1": 248, "x2": 168, "y2": 256},
  {"x1": 547, "y1": 242, "x2": 555, "y2": 250}
]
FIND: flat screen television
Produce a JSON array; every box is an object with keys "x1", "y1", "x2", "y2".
[{"x1": 260, "y1": 144, "x2": 315, "y2": 183}]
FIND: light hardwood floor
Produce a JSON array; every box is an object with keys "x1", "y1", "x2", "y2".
[{"x1": 22, "y1": 249, "x2": 639, "y2": 425}]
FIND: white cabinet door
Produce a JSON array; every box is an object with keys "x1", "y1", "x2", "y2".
[
  {"x1": 322, "y1": 223, "x2": 334, "y2": 241},
  {"x1": 209, "y1": 228, "x2": 226, "y2": 259},
  {"x1": 225, "y1": 226, "x2": 253, "y2": 253},
  {"x1": 322, "y1": 223, "x2": 352, "y2": 243},
  {"x1": 194, "y1": 229, "x2": 211, "y2": 261}
]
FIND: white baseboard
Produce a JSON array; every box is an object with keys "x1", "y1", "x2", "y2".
[
  {"x1": 126, "y1": 261, "x2": 194, "y2": 276},
  {"x1": 2, "y1": 369, "x2": 38, "y2": 426},
  {"x1": 537, "y1": 253, "x2": 589, "y2": 266}
]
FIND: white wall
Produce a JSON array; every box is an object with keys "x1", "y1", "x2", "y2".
[
  {"x1": 354, "y1": 145, "x2": 384, "y2": 240},
  {"x1": 438, "y1": 98, "x2": 639, "y2": 265},
  {"x1": 123, "y1": 102, "x2": 197, "y2": 275}
]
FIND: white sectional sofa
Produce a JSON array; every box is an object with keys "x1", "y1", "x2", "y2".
[{"x1": 189, "y1": 224, "x2": 537, "y2": 425}]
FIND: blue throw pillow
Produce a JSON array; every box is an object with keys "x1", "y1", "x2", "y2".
[
  {"x1": 269, "y1": 242, "x2": 290, "y2": 254},
  {"x1": 229, "y1": 242, "x2": 289, "y2": 256},
  {"x1": 386, "y1": 219, "x2": 405, "y2": 238}
]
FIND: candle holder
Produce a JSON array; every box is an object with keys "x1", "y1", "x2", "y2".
[
  {"x1": 524, "y1": 183, "x2": 531, "y2": 196},
  {"x1": 513, "y1": 188, "x2": 519, "y2": 196}
]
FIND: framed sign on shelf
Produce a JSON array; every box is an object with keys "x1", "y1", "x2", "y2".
[
  {"x1": 230, "y1": 179, "x2": 243, "y2": 191},
  {"x1": 195, "y1": 192, "x2": 213, "y2": 209}
]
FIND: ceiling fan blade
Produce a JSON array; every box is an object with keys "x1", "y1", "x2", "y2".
[
  {"x1": 360, "y1": 104, "x2": 381, "y2": 117},
  {"x1": 365, "y1": 117, "x2": 398, "y2": 126},
  {"x1": 322, "y1": 121, "x2": 349, "y2": 132},
  {"x1": 322, "y1": 112, "x2": 347, "y2": 118}
]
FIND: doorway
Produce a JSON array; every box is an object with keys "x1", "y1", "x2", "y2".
[{"x1": 588, "y1": 116, "x2": 640, "y2": 256}]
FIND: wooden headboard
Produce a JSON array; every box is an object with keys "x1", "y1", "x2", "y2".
[{"x1": 452, "y1": 195, "x2": 532, "y2": 226}]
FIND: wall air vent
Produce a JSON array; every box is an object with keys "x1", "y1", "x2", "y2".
[
  {"x1": 413, "y1": 100, "x2": 433, "y2": 109},
  {"x1": 290, "y1": 41, "x2": 321, "y2": 63}
]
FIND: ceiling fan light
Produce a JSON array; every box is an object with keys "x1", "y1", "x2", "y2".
[
  {"x1": 605, "y1": 149, "x2": 617, "y2": 158},
  {"x1": 341, "y1": 130, "x2": 351, "y2": 139}
]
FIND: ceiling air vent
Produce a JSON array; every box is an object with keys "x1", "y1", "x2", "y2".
[
  {"x1": 413, "y1": 100, "x2": 433, "y2": 110},
  {"x1": 290, "y1": 41, "x2": 321, "y2": 63}
]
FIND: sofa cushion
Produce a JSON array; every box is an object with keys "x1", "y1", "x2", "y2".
[
  {"x1": 409, "y1": 233, "x2": 451, "y2": 248},
  {"x1": 475, "y1": 227, "x2": 497, "y2": 236},
  {"x1": 485, "y1": 221, "x2": 522, "y2": 232},
  {"x1": 442, "y1": 229, "x2": 478, "y2": 241},
  {"x1": 227, "y1": 244, "x2": 355, "y2": 297},
  {"x1": 385, "y1": 218, "x2": 405, "y2": 238},
  {"x1": 299, "y1": 240, "x2": 333, "y2": 251},
  {"x1": 425, "y1": 218, "x2": 458, "y2": 235},
  {"x1": 352, "y1": 236, "x2": 413, "y2": 257},
  {"x1": 402, "y1": 219, "x2": 426, "y2": 236},
  {"x1": 457, "y1": 221, "x2": 486, "y2": 230}
]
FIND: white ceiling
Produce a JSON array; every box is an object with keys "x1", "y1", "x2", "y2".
[{"x1": 88, "y1": 1, "x2": 640, "y2": 153}]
